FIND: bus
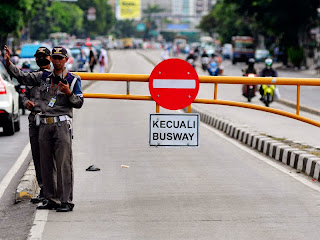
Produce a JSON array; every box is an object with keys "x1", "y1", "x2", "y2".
[{"x1": 231, "y1": 36, "x2": 255, "y2": 64}]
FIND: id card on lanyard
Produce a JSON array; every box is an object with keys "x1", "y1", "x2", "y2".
[
  {"x1": 49, "y1": 76, "x2": 59, "y2": 107},
  {"x1": 48, "y1": 97, "x2": 56, "y2": 107}
]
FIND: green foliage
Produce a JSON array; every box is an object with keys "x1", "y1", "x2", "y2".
[
  {"x1": 223, "y1": 0, "x2": 319, "y2": 47},
  {"x1": 0, "y1": 0, "x2": 46, "y2": 45},
  {"x1": 199, "y1": 0, "x2": 257, "y2": 43},
  {"x1": 49, "y1": 2, "x2": 83, "y2": 34},
  {"x1": 200, "y1": 0, "x2": 319, "y2": 50},
  {"x1": 112, "y1": 20, "x2": 136, "y2": 38},
  {"x1": 143, "y1": 4, "x2": 165, "y2": 40},
  {"x1": 77, "y1": 0, "x2": 115, "y2": 37},
  {"x1": 1, "y1": 0, "x2": 115, "y2": 44},
  {"x1": 29, "y1": 2, "x2": 83, "y2": 40},
  {"x1": 288, "y1": 47, "x2": 305, "y2": 67}
]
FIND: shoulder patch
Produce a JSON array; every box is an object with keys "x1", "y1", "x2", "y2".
[
  {"x1": 69, "y1": 72, "x2": 80, "y2": 79},
  {"x1": 41, "y1": 70, "x2": 52, "y2": 82}
]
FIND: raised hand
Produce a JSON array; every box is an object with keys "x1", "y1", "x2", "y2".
[{"x1": 4, "y1": 45, "x2": 11, "y2": 66}]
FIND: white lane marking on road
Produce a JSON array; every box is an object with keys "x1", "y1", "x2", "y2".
[
  {"x1": 201, "y1": 123, "x2": 320, "y2": 193},
  {"x1": 27, "y1": 210, "x2": 49, "y2": 240},
  {"x1": 153, "y1": 79, "x2": 196, "y2": 89},
  {"x1": 0, "y1": 143, "x2": 30, "y2": 199}
]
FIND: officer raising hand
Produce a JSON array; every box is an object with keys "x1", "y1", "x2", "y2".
[{"x1": 5, "y1": 45, "x2": 83, "y2": 212}]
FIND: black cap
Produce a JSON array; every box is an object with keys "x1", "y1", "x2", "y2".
[
  {"x1": 51, "y1": 46, "x2": 68, "y2": 58},
  {"x1": 34, "y1": 47, "x2": 51, "y2": 57}
]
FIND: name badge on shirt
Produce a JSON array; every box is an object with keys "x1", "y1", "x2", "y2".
[{"x1": 48, "y1": 97, "x2": 56, "y2": 107}]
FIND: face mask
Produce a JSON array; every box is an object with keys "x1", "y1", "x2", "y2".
[{"x1": 36, "y1": 58, "x2": 50, "y2": 67}]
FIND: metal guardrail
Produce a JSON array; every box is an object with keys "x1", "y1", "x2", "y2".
[{"x1": 75, "y1": 72, "x2": 320, "y2": 128}]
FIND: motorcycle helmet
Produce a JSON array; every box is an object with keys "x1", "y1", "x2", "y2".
[
  {"x1": 248, "y1": 58, "x2": 255, "y2": 64},
  {"x1": 209, "y1": 62, "x2": 218, "y2": 68},
  {"x1": 22, "y1": 61, "x2": 30, "y2": 69},
  {"x1": 265, "y1": 58, "x2": 273, "y2": 68}
]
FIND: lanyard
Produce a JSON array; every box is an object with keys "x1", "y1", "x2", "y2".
[
  {"x1": 50, "y1": 77, "x2": 60, "y2": 96},
  {"x1": 50, "y1": 70, "x2": 69, "y2": 96}
]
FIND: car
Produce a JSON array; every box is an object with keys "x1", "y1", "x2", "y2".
[
  {"x1": 255, "y1": 49, "x2": 270, "y2": 62},
  {"x1": 203, "y1": 45, "x2": 215, "y2": 56},
  {"x1": 222, "y1": 43, "x2": 232, "y2": 59},
  {"x1": 0, "y1": 61, "x2": 20, "y2": 135},
  {"x1": 16, "y1": 58, "x2": 39, "y2": 71},
  {"x1": 65, "y1": 48, "x2": 78, "y2": 72},
  {"x1": 70, "y1": 47, "x2": 89, "y2": 72},
  {"x1": 19, "y1": 44, "x2": 42, "y2": 58}
]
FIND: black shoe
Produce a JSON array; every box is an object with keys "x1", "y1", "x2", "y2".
[
  {"x1": 30, "y1": 195, "x2": 45, "y2": 204},
  {"x1": 37, "y1": 200, "x2": 60, "y2": 210},
  {"x1": 56, "y1": 202, "x2": 74, "y2": 212}
]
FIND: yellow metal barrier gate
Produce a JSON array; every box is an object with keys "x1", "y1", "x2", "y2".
[{"x1": 75, "y1": 72, "x2": 320, "y2": 128}]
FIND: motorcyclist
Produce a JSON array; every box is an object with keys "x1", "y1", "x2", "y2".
[
  {"x1": 21, "y1": 61, "x2": 31, "y2": 72},
  {"x1": 208, "y1": 61, "x2": 220, "y2": 76},
  {"x1": 259, "y1": 58, "x2": 278, "y2": 103},
  {"x1": 186, "y1": 50, "x2": 196, "y2": 68},
  {"x1": 201, "y1": 50, "x2": 209, "y2": 71},
  {"x1": 259, "y1": 58, "x2": 278, "y2": 77},
  {"x1": 243, "y1": 58, "x2": 257, "y2": 75},
  {"x1": 201, "y1": 49, "x2": 209, "y2": 58},
  {"x1": 242, "y1": 58, "x2": 257, "y2": 101}
]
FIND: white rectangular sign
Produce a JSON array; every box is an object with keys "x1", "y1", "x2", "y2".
[
  {"x1": 149, "y1": 114, "x2": 199, "y2": 147},
  {"x1": 153, "y1": 79, "x2": 196, "y2": 89}
]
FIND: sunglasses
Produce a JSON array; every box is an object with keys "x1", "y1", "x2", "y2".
[{"x1": 52, "y1": 55, "x2": 64, "y2": 60}]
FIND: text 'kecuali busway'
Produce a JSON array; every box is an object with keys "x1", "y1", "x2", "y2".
[{"x1": 149, "y1": 114, "x2": 199, "y2": 147}]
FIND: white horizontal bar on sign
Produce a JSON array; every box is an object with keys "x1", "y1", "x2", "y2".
[{"x1": 153, "y1": 79, "x2": 196, "y2": 89}]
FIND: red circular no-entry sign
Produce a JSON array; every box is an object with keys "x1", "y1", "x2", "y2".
[{"x1": 149, "y1": 58, "x2": 199, "y2": 110}]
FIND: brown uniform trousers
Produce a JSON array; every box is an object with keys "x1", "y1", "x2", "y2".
[{"x1": 39, "y1": 119, "x2": 73, "y2": 203}]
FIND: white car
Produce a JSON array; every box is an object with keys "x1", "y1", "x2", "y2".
[{"x1": 0, "y1": 62, "x2": 20, "y2": 135}]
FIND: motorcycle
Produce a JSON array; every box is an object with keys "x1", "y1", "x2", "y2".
[
  {"x1": 260, "y1": 84, "x2": 275, "y2": 107},
  {"x1": 15, "y1": 83, "x2": 26, "y2": 115},
  {"x1": 242, "y1": 73, "x2": 257, "y2": 102},
  {"x1": 16, "y1": 62, "x2": 31, "y2": 115},
  {"x1": 201, "y1": 57, "x2": 209, "y2": 71},
  {"x1": 208, "y1": 62, "x2": 220, "y2": 76}
]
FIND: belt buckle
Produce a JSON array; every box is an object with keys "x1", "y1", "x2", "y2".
[{"x1": 46, "y1": 117, "x2": 54, "y2": 124}]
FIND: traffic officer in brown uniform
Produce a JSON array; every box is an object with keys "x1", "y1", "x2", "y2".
[
  {"x1": 4, "y1": 45, "x2": 83, "y2": 212},
  {"x1": 23, "y1": 47, "x2": 53, "y2": 204}
]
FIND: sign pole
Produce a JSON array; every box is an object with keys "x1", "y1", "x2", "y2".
[{"x1": 188, "y1": 105, "x2": 191, "y2": 113}]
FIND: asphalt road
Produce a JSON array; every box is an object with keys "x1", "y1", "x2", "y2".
[
  {"x1": 2, "y1": 50, "x2": 320, "y2": 239},
  {"x1": 138, "y1": 50, "x2": 320, "y2": 147},
  {"x1": 36, "y1": 50, "x2": 320, "y2": 240},
  {"x1": 0, "y1": 66, "x2": 98, "y2": 240}
]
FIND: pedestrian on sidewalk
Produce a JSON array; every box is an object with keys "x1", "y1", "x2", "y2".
[
  {"x1": 4, "y1": 45, "x2": 84, "y2": 212},
  {"x1": 99, "y1": 47, "x2": 108, "y2": 73},
  {"x1": 89, "y1": 45, "x2": 96, "y2": 72},
  {"x1": 99, "y1": 55, "x2": 105, "y2": 73}
]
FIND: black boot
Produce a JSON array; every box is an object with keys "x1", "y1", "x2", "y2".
[
  {"x1": 56, "y1": 202, "x2": 74, "y2": 212},
  {"x1": 30, "y1": 195, "x2": 45, "y2": 204},
  {"x1": 37, "y1": 200, "x2": 60, "y2": 210}
]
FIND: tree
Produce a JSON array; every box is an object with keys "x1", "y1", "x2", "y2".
[
  {"x1": 224, "y1": 0, "x2": 319, "y2": 47},
  {"x1": 112, "y1": 20, "x2": 136, "y2": 38},
  {"x1": 49, "y1": 2, "x2": 83, "y2": 35},
  {"x1": 199, "y1": 0, "x2": 258, "y2": 43},
  {"x1": 76, "y1": 0, "x2": 115, "y2": 37},
  {"x1": 30, "y1": 2, "x2": 84, "y2": 40},
  {"x1": 142, "y1": 4, "x2": 165, "y2": 39},
  {"x1": 0, "y1": 0, "x2": 46, "y2": 47}
]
